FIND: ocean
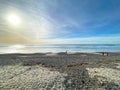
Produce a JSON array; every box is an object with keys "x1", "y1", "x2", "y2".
[{"x1": 0, "y1": 44, "x2": 120, "y2": 54}]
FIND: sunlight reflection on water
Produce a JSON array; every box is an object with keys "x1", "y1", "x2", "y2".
[{"x1": 3, "y1": 45, "x2": 25, "y2": 53}]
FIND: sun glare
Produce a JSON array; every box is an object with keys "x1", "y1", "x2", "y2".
[
  {"x1": 7, "y1": 14, "x2": 21, "y2": 25},
  {"x1": 10, "y1": 45, "x2": 25, "y2": 49}
]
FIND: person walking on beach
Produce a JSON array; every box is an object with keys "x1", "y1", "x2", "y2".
[
  {"x1": 102, "y1": 52, "x2": 104, "y2": 56},
  {"x1": 102, "y1": 52, "x2": 108, "y2": 56},
  {"x1": 65, "y1": 50, "x2": 68, "y2": 54},
  {"x1": 106, "y1": 52, "x2": 108, "y2": 56}
]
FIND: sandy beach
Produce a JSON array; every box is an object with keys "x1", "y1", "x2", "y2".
[{"x1": 0, "y1": 52, "x2": 120, "y2": 90}]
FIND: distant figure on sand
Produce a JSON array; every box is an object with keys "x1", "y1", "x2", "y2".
[
  {"x1": 102, "y1": 52, "x2": 104, "y2": 56},
  {"x1": 102, "y1": 52, "x2": 108, "y2": 56},
  {"x1": 65, "y1": 50, "x2": 68, "y2": 54},
  {"x1": 106, "y1": 52, "x2": 108, "y2": 56}
]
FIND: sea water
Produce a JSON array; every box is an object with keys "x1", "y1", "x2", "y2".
[{"x1": 0, "y1": 44, "x2": 120, "y2": 54}]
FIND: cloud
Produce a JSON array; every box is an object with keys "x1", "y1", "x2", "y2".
[
  {"x1": 0, "y1": 0, "x2": 120, "y2": 44},
  {"x1": 41, "y1": 34, "x2": 120, "y2": 44},
  {"x1": 0, "y1": 32, "x2": 30, "y2": 44}
]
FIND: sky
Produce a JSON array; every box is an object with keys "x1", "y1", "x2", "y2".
[{"x1": 0, "y1": 0, "x2": 120, "y2": 44}]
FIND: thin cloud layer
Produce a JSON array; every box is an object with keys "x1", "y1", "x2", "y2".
[{"x1": 0, "y1": 0, "x2": 120, "y2": 44}]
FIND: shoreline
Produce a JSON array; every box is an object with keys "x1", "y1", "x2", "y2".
[{"x1": 0, "y1": 51, "x2": 120, "y2": 54}]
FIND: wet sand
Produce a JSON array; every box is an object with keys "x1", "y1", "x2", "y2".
[{"x1": 0, "y1": 52, "x2": 120, "y2": 90}]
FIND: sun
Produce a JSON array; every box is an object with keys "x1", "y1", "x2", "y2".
[{"x1": 7, "y1": 14, "x2": 21, "y2": 26}]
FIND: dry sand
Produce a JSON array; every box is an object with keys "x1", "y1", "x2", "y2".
[{"x1": 0, "y1": 52, "x2": 120, "y2": 90}]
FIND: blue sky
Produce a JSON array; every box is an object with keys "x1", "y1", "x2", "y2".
[{"x1": 0, "y1": 0, "x2": 120, "y2": 44}]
